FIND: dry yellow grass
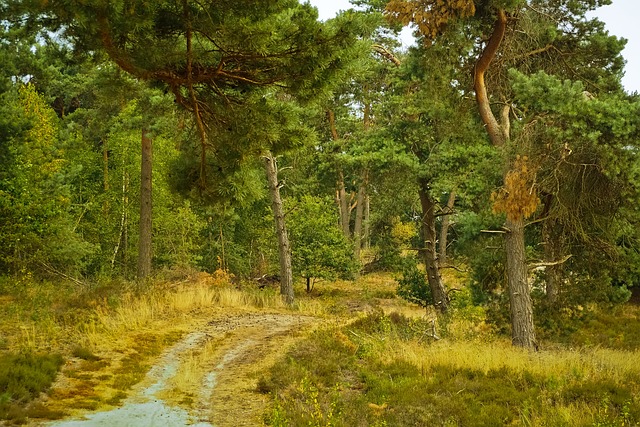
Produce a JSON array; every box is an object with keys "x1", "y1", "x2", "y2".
[
  {"x1": 373, "y1": 338, "x2": 640, "y2": 381},
  {"x1": 158, "y1": 338, "x2": 219, "y2": 406},
  {"x1": 34, "y1": 274, "x2": 319, "y2": 417}
]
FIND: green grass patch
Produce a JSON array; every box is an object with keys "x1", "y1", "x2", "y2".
[
  {"x1": 71, "y1": 345, "x2": 101, "y2": 361},
  {"x1": 105, "y1": 391, "x2": 127, "y2": 406},
  {"x1": 0, "y1": 352, "x2": 64, "y2": 422},
  {"x1": 554, "y1": 306, "x2": 640, "y2": 350},
  {"x1": 112, "y1": 351, "x2": 148, "y2": 391},
  {"x1": 264, "y1": 312, "x2": 640, "y2": 427},
  {"x1": 111, "y1": 331, "x2": 182, "y2": 392}
]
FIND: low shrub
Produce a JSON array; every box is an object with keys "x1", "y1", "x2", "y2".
[
  {"x1": 264, "y1": 312, "x2": 640, "y2": 427},
  {"x1": 0, "y1": 352, "x2": 64, "y2": 422}
]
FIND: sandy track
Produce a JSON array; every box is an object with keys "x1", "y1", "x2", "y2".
[{"x1": 46, "y1": 313, "x2": 317, "y2": 427}]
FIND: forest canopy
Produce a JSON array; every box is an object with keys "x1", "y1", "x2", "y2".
[{"x1": 1, "y1": 0, "x2": 639, "y2": 350}]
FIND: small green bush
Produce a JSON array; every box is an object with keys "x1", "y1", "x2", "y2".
[
  {"x1": 0, "y1": 352, "x2": 64, "y2": 420},
  {"x1": 396, "y1": 260, "x2": 433, "y2": 309}
]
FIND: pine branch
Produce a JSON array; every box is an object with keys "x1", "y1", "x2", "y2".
[{"x1": 372, "y1": 44, "x2": 401, "y2": 66}]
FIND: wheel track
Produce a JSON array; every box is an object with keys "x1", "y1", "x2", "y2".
[{"x1": 43, "y1": 313, "x2": 318, "y2": 427}]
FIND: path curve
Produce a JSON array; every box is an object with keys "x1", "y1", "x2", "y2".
[{"x1": 47, "y1": 313, "x2": 317, "y2": 427}]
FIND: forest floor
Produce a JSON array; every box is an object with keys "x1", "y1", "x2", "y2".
[
  {"x1": 0, "y1": 270, "x2": 416, "y2": 427},
  {"x1": 45, "y1": 313, "x2": 318, "y2": 427},
  {"x1": 3, "y1": 269, "x2": 640, "y2": 426}
]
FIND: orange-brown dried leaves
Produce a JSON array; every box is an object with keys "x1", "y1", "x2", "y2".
[
  {"x1": 491, "y1": 156, "x2": 541, "y2": 221},
  {"x1": 385, "y1": 0, "x2": 476, "y2": 40}
]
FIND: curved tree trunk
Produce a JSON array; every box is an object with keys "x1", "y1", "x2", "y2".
[
  {"x1": 473, "y1": 9, "x2": 536, "y2": 349},
  {"x1": 264, "y1": 152, "x2": 294, "y2": 305},
  {"x1": 418, "y1": 179, "x2": 449, "y2": 313}
]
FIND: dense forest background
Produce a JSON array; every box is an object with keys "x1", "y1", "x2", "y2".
[
  {"x1": 1, "y1": 0, "x2": 640, "y2": 348},
  {"x1": 3, "y1": 0, "x2": 640, "y2": 425}
]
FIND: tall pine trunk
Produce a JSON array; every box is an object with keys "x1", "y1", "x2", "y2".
[
  {"x1": 137, "y1": 128, "x2": 153, "y2": 279},
  {"x1": 505, "y1": 216, "x2": 537, "y2": 348},
  {"x1": 418, "y1": 179, "x2": 449, "y2": 313},
  {"x1": 264, "y1": 152, "x2": 294, "y2": 305},
  {"x1": 542, "y1": 217, "x2": 564, "y2": 303}
]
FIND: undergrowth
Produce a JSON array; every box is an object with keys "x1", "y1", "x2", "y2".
[
  {"x1": 263, "y1": 310, "x2": 640, "y2": 427},
  {"x1": 0, "y1": 352, "x2": 65, "y2": 424},
  {"x1": 0, "y1": 269, "x2": 298, "y2": 423}
]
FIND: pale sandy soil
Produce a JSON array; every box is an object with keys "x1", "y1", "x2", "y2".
[{"x1": 37, "y1": 313, "x2": 318, "y2": 427}]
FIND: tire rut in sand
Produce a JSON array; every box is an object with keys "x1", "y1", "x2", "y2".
[{"x1": 47, "y1": 313, "x2": 317, "y2": 427}]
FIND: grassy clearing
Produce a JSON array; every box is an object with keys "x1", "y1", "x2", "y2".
[
  {"x1": 3, "y1": 267, "x2": 639, "y2": 426},
  {"x1": 0, "y1": 269, "x2": 304, "y2": 423},
  {"x1": 263, "y1": 309, "x2": 640, "y2": 426},
  {"x1": 261, "y1": 269, "x2": 640, "y2": 427}
]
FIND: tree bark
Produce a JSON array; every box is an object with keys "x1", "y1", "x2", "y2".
[
  {"x1": 264, "y1": 152, "x2": 294, "y2": 305},
  {"x1": 505, "y1": 216, "x2": 537, "y2": 349},
  {"x1": 353, "y1": 169, "x2": 369, "y2": 261},
  {"x1": 111, "y1": 155, "x2": 129, "y2": 273},
  {"x1": 473, "y1": 9, "x2": 537, "y2": 350},
  {"x1": 542, "y1": 217, "x2": 563, "y2": 304},
  {"x1": 364, "y1": 194, "x2": 370, "y2": 250},
  {"x1": 137, "y1": 128, "x2": 153, "y2": 279},
  {"x1": 418, "y1": 179, "x2": 449, "y2": 313},
  {"x1": 337, "y1": 171, "x2": 351, "y2": 239},
  {"x1": 439, "y1": 189, "x2": 456, "y2": 266},
  {"x1": 103, "y1": 140, "x2": 109, "y2": 192},
  {"x1": 328, "y1": 110, "x2": 352, "y2": 239},
  {"x1": 473, "y1": 9, "x2": 508, "y2": 147}
]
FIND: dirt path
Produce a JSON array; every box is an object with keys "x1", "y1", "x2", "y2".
[{"x1": 46, "y1": 313, "x2": 318, "y2": 427}]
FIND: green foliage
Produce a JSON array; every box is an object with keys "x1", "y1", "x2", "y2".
[
  {"x1": 396, "y1": 260, "x2": 433, "y2": 309},
  {"x1": 369, "y1": 213, "x2": 418, "y2": 272},
  {"x1": 288, "y1": 196, "x2": 356, "y2": 288},
  {"x1": 509, "y1": 69, "x2": 640, "y2": 306},
  {"x1": 154, "y1": 200, "x2": 206, "y2": 272},
  {"x1": 539, "y1": 305, "x2": 640, "y2": 351},
  {"x1": 0, "y1": 83, "x2": 95, "y2": 275},
  {"x1": 195, "y1": 196, "x2": 277, "y2": 277},
  {"x1": 0, "y1": 352, "x2": 64, "y2": 421}
]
